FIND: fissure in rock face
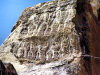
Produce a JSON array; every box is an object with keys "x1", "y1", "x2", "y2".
[
  {"x1": 73, "y1": 0, "x2": 91, "y2": 75},
  {"x1": 0, "y1": 60, "x2": 17, "y2": 75},
  {"x1": 74, "y1": 0, "x2": 100, "y2": 75},
  {"x1": 0, "y1": 0, "x2": 100, "y2": 75}
]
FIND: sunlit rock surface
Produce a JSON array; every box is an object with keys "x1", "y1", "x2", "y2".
[{"x1": 0, "y1": 0, "x2": 100, "y2": 75}]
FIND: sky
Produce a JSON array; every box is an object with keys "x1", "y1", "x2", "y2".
[{"x1": 0, "y1": 0, "x2": 51, "y2": 45}]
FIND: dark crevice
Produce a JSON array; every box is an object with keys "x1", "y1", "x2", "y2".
[
  {"x1": 73, "y1": 0, "x2": 90, "y2": 55},
  {"x1": 76, "y1": 0, "x2": 85, "y2": 15},
  {"x1": 0, "y1": 60, "x2": 17, "y2": 75},
  {"x1": 73, "y1": 0, "x2": 91, "y2": 75},
  {"x1": 97, "y1": 8, "x2": 100, "y2": 21}
]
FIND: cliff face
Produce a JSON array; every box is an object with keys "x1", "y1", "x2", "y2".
[
  {"x1": 0, "y1": 0, "x2": 100, "y2": 75},
  {"x1": 86, "y1": 0, "x2": 100, "y2": 75},
  {"x1": 74, "y1": 0, "x2": 100, "y2": 75},
  {"x1": 0, "y1": 60, "x2": 17, "y2": 75}
]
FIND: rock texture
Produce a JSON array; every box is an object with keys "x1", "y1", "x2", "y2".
[
  {"x1": 74, "y1": 0, "x2": 100, "y2": 75},
  {"x1": 0, "y1": 0, "x2": 100, "y2": 75},
  {"x1": 0, "y1": 60, "x2": 17, "y2": 75}
]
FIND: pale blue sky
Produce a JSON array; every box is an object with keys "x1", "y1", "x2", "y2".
[{"x1": 0, "y1": 0, "x2": 51, "y2": 45}]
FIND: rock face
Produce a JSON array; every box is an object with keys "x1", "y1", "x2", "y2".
[
  {"x1": 0, "y1": 60, "x2": 17, "y2": 75},
  {"x1": 74, "y1": 0, "x2": 100, "y2": 75},
  {"x1": 0, "y1": 0, "x2": 100, "y2": 75}
]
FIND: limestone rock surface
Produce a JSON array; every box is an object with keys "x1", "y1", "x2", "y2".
[{"x1": 0, "y1": 0, "x2": 100, "y2": 75}]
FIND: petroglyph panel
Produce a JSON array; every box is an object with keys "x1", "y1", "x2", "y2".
[{"x1": 1, "y1": 0, "x2": 80, "y2": 64}]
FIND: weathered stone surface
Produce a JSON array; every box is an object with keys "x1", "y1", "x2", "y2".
[
  {"x1": 0, "y1": 0, "x2": 81, "y2": 74},
  {"x1": 0, "y1": 60, "x2": 17, "y2": 75},
  {"x1": 74, "y1": 0, "x2": 100, "y2": 75},
  {"x1": 0, "y1": 0, "x2": 100, "y2": 75}
]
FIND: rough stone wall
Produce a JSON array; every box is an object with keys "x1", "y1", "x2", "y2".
[
  {"x1": 0, "y1": 60, "x2": 17, "y2": 75},
  {"x1": 1, "y1": 0, "x2": 80, "y2": 64},
  {"x1": 0, "y1": 0, "x2": 82, "y2": 74},
  {"x1": 0, "y1": 0, "x2": 100, "y2": 75},
  {"x1": 87, "y1": 0, "x2": 100, "y2": 75},
  {"x1": 73, "y1": 0, "x2": 100, "y2": 75}
]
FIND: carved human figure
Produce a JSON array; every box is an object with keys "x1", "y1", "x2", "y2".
[
  {"x1": 50, "y1": 43, "x2": 60, "y2": 59},
  {"x1": 46, "y1": 50, "x2": 53, "y2": 61},
  {"x1": 27, "y1": 50, "x2": 32, "y2": 59},
  {"x1": 24, "y1": 42, "x2": 30, "y2": 58},
  {"x1": 30, "y1": 42, "x2": 38, "y2": 60},
  {"x1": 39, "y1": 45, "x2": 49, "y2": 62},
  {"x1": 35, "y1": 45, "x2": 41, "y2": 61},
  {"x1": 53, "y1": 51, "x2": 59, "y2": 60},
  {"x1": 17, "y1": 47, "x2": 24, "y2": 58}
]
